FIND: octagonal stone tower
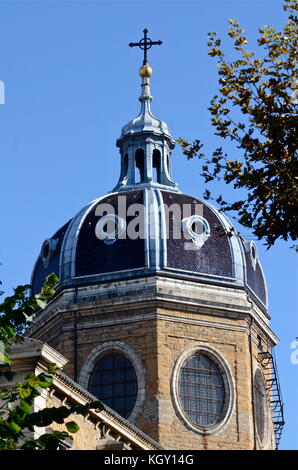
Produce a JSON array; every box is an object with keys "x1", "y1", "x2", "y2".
[{"x1": 29, "y1": 49, "x2": 283, "y2": 450}]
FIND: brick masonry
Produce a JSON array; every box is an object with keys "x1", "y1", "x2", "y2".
[{"x1": 29, "y1": 276, "x2": 277, "y2": 450}]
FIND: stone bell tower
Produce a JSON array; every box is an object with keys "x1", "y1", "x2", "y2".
[{"x1": 29, "y1": 30, "x2": 284, "y2": 450}]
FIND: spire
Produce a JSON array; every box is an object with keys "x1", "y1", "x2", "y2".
[
  {"x1": 139, "y1": 63, "x2": 153, "y2": 103},
  {"x1": 137, "y1": 63, "x2": 154, "y2": 130},
  {"x1": 113, "y1": 30, "x2": 178, "y2": 192}
]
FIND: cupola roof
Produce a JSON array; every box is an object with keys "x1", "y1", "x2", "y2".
[{"x1": 118, "y1": 71, "x2": 174, "y2": 145}]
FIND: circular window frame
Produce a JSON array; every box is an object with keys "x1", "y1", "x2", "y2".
[
  {"x1": 171, "y1": 345, "x2": 235, "y2": 435},
  {"x1": 244, "y1": 240, "x2": 258, "y2": 270},
  {"x1": 249, "y1": 241, "x2": 258, "y2": 269},
  {"x1": 253, "y1": 367, "x2": 270, "y2": 448},
  {"x1": 40, "y1": 238, "x2": 58, "y2": 267},
  {"x1": 181, "y1": 215, "x2": 210, "y2": 249},
  {"x1": 95, "y1": 214, "x2": 126, "y2": 245},
  {"x1": 78, "y1": 341, "x2": 145, "y2": 423}
]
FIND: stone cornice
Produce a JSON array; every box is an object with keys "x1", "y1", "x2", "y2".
[
  {"x1": 30, "y1": 275, "x2": 277, "y2": 345},
  {"x1": 8, "y1": 337, "x2": 68, "y2": 369},
  {"x1": 30, "y1": 306, "x2": 278, "y2": 348}
]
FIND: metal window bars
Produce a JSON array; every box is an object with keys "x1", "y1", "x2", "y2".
[{"x1": 179, "y1": 354, "x2": 225, "y2": 427}]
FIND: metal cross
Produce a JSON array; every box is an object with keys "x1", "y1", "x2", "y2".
[{"x1": 129, "y1": 29, "x2": 162, "y2": 65}]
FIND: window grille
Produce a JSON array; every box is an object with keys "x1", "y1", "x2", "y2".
[
  {"x1": 179, "y1": 352, "x2": 225, "y2": 427},
  {"x1": 88, "y1": 353, "x2": 138, "y2": 419},
  {"x1": 254, "y1": 369, "x2": 266, "y2": 443}
]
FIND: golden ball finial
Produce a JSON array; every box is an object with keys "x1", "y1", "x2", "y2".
[{"x1": 139, "y1": 63, "x2": 153, "y2": 78}]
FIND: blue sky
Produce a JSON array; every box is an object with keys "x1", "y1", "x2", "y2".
[{"x1": 0, "y1": 0, "x2": 297, "y2": 449}]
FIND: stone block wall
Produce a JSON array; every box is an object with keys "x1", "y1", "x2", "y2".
[{"x1": 28, "y1": 278, "x2": 277, "y2": 450}]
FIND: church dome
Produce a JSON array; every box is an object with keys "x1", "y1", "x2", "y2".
[
  {"x1": 31, "y1": 59, "x2": 268, "y2": 314},
  {"x1": 31, "y1": 190, "x2": 268, "y2": 311}
]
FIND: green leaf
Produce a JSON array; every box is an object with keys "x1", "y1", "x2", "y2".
[
  {"x1": 35, "y1": 298, "x2": 47, "y2": 310},
  {"x1": 18, "y1": 384, "x2": 32, "y2": 399},
  {"x1": 23, "y1": 313, "x2": 36, "y2": 323},
  {"x1": 8, "y1": 421, "x2": 22, "y2": 434},
  {"x1": 46, "y1": 362, "x2": 58, "y2": 375},
  {"x1": 19, "y1": 399, "x2": 32, "y2": 414},
  {"x1": 0, "y1": 353, "x2": 10, "y2": 366},
  {"x1": 65, "y1": 421, "x2": 80, "y2": 433},
  {"x1": 38, "y1": 372, "x2": 53, "y2": 388},
  {"x1": 26, "y1": 375, "x2": 40, "y2": 388}
]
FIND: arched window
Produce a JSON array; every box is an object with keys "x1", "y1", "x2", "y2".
[
  {"x1": 152, "y1": 149, "x2": 161, "y2": 183},
  {"x1": 88, "y1": 353, "x2": 138, "y2": 419},
  {"x1": 178, "y1": 352, "x2": 226, "y2": 427},
  {"x1": 122, "y1": 153, "x2": 128, "y2": 178},
  {"x1": 135, "y1": 149, "x2": 144, "y2": 183}
]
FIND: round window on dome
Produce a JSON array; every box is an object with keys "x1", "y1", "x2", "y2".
[
  {"x1": 182, "y1": 215, "x2": 210, "y2": 249},
  {"x1": 95, "y1": 214, "x2": 126, "y2": 245},
  {"x1": 88, "y1": 353, "x2": 138, "y2": 419},
  {"x1": 42, "y1": 240, "x2": 50, "y2": 260},
  {"x1": 191, "y1": 219, "x2": 204, "y2": 236},
  {"x1": 244, "y1": 240, "x2": 258, "y2": 269},
  {"x1": 40, "y1": 238, "x2": 58, "y2": 267}
]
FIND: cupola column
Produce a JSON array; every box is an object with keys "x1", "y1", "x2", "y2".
[{"x1": 145, "y1": 141, "x2": 153, "y2": 183}]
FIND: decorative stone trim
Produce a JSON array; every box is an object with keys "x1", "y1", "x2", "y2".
[
  {"x1": 96, "y1": 439, "x2": 127, "y2": 451},
  {"x1": 79, "y1": 341, "x2": 146, "y2": 424},
  {"x1": 171, "y1": 344, "x2": 235, "y2": 436}
]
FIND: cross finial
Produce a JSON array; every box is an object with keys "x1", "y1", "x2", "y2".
[{"x1": 129, "y1": 28, "x2": 162, "y2": 65}]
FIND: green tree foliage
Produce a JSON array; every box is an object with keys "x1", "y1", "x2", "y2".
[
  {"x1": 178, "y1": 0, "x2": 298, "y2": 247},
  {"x1": 0, "y1": 274, "x2": 103, "y2": 450}
]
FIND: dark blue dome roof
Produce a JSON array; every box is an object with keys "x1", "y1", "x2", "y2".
[{"x1": 31, "y1": 188, "x2": 267, "y2": 310}]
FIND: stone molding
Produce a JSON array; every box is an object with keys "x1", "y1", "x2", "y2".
[
  {"x1": 29, "y1": 276, "x2": 277, "y2": 346},
  {"x1": 78, "y1": 341, "x2": 146, "y2": 424}
]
